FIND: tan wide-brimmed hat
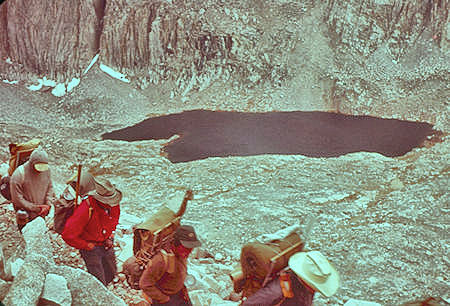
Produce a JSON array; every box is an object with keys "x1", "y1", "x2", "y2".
[
  {"x1": 87, "y1": 177, "x2": 122, "y2": 207},
  {"x1": 288, "y1": 251, "x2": 340, "y2": 297}
]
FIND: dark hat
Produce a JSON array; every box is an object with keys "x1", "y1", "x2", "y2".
[{"x1": 174, "y1": 225, "x2": 202, "y2": 248}]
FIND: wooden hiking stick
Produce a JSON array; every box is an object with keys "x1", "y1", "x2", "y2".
[
  {"x1": 74, "y1": 164, "x2": 82, "y2": 206},
  {"x1": 261, "y1": 240, "x2": 304, "y2": 287}
]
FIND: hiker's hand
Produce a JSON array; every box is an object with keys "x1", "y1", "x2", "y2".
[
  {"x1": 158, "y1": 296, "x2": 170, "y2": 304},
  {"x1": 104, "y1": 237, "x2": 114, "y2": 249},
  {"x1": 86, "y1": 243, "x2": 95, "y2": 250},
  {"x1": 38, "y1": 205, "x2": 50, "y2": 217}
]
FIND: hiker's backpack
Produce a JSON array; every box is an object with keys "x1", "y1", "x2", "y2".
[
  {"x1": 53, "y1": 184, "x2": 77, "y2": 234},
  {"x1": 53, "y1": 188, "x2": 94, "y2": 234},
  {"x1": 53, "y1": 170, "x2": 94, "y2": 234},
  {"x1": 122, "y1": 190, "x2": 192, "y2": 289},
  {"x1": 0, "y1": 139, "x2": 41, "y2": 201},
  {"x1": 0, "y1": 176, "x2": 11, "y2": 201},
  {"x1": 234, "y1": 231, "x2": 305, "y2": 298}
]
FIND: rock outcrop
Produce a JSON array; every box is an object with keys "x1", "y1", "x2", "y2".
[
  {"x1": 1, "y1": 218, "x2": 126, "y2": 306},
  {"x1": 0, "y1": 0, "x2": 99, "y2": 81},
  {"x1": 0, "y1": 0, "x2": 448, "y2": 129}
]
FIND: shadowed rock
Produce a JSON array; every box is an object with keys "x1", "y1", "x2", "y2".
[
  {"x1": 102, "y1": 110, "x2": 439, "y2": 163},
  {"x1": 52, "y1": 265, "x2": 126, "y2": 306},
  {"x1": 40, "y1": 274, "x2": 72, "y2": 306},
  {"x1": 2, "y1": 218, "x2": 126, "y2": 306}
]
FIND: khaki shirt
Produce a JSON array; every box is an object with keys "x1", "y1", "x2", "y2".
[{"x1": 139, "y1": 251, "x2": 187, "y2": 303}]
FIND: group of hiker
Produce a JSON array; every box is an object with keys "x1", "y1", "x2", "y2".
[{"x1": 2, "y1": 142, "x2": 340, "y2": 305}]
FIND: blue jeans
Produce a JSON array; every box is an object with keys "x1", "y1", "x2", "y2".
[{"x1": 79, "y1": 245, "x2": 117, "y2": 286}]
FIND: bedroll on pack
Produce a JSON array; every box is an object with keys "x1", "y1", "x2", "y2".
[
  {"x1": 8, "y1": 139, "x2": 41, "y2": 176},
  {"x1": 53, "y1": 185, "x2": 79, "y2": 234},
  {"x1": 237, "y1": 231, "x2": 304, "y2": 297},
  {"x1": 53, "y1": 166, "x2": 94, "y2": 234},
  {"x1": 123, "y1": 190, "x2": 193, "y2": 289},
  {"x1": 0, "y1": 139, "x2": 41, "y2": 201}
]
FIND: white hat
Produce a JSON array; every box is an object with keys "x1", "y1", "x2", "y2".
[
  {"x1": 288, "y1": 251, "x2": 340, "y2": 297},
  {"x1": 34, "y1": 163, "x2": 49, "y2": 172}
]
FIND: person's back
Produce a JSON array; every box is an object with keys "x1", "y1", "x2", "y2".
[
  {"x1": 242, "y1": 270, "x2": 314, "y2": 306},
  {"x1": 242, "y1": 251, "x2": 339, "y2": 306},
  {"x1": 10, "y1": 147, "x2": 53, "y2": 230}
]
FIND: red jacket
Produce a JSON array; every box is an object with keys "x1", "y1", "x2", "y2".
[{"x1": 62, "y1": 196, "x2": 120, "y2": 250}]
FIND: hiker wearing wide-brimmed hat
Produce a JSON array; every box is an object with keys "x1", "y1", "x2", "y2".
[
  {"x1": 62, "y1": 175, "x2": 122, "y2": 286},
  {"x1": 242, "y1": 250, "x2": 339, "y2": 306}
]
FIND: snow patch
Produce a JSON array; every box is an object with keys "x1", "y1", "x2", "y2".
[
  {"x1": 25, "y1": 76, "x2": 80, "y2": 97},
  {"x1": 99, "y1": 64, "x2": 130, "y2": 83},
  {"x1": 27, "y1": 79, "x2": 44, "y2": 91},
  {"x1": 51, "y1": 83, "x2": 67, "y2": 97},
  {"x1": 42, "y1": 77, "x2": 57, "y2": 87},
  {"x1": 67, "y1": 78, "x2": 80, "y2": 92},
  {"x1": 83, "y1": 53, "x2": 99, "y2": 75},
  {"x1": 2, "y1": 79, "x2": 18, "y2": 84}
]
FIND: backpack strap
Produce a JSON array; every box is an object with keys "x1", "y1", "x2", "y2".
[
  {"x1": 159, "y1": 249, "x2": 175, "y2": 274},
  {"x1": 15, "y1": 165, "x2": 25, "y2": 183},
  {"x1": 160, "y1": 249, "x2": 169, "y2": 271},
  {"x1": 86, "y1": 196, "x2": 94, "y2": 221}
]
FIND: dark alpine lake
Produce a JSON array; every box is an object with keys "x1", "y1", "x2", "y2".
[{"x1": 102, "y1": 110, "x2": 438, "y2": 163}]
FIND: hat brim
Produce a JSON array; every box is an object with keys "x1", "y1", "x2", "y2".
[
  {"x1": 179, "y1": 239, "x2": 202, "y2": 249},
  {"x1": 288, "y1": 252, "x2": 340, "y2": 297},
  {"x1": 34, "y1": 163, "x2": 49, "y2": 172},
  {"x1": 87, "y1": 189, "x2": 122, "y2": 206}
]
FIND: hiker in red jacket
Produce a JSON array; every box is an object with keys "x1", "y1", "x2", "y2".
[{"x1": 62, "y1": 176, "x2": 122, "y2": 286}]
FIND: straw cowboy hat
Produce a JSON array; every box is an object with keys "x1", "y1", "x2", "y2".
[
  {"x1": 288, "y1": 251, "x2": 340, "y2": 297},
  {"x1": 87, "y1": 177, "x2": 122, "y2": 206}
]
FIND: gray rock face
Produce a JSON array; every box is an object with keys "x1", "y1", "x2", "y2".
[
  {"x1": 0, "y1": 1, "x2": 447, "y2": 129},
  {"x1": 3, "y1": 259, "x2": 46, "y2": 306},
  {"x1": 40, "y1": 274, "x2": 72, "y2": 306},
  {"x1": 52, "y1": 265, "x2": 126, "y2": 306},
  {"x1": 3, "y1": 219, "x2": 52, "y2": 305},
  {"x1": 0, "y1": 0, "x2": 98, "y2": 81},
  {"x1": 22, "y1": 218, "x2": 54, "y2": 259},
  {"x1": 1, "y1": 218, "x2": 126, "y2": 306}
]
